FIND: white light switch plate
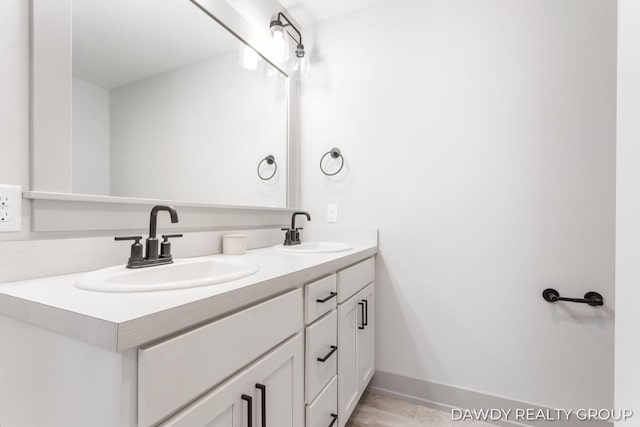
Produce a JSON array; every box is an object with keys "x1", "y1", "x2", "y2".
[
  {"x1": 327, "y1": 204, "x2": 338, "y2": 223},
  {"x1": 0, "y1": 184, "x2": 22, "y2": 232}
]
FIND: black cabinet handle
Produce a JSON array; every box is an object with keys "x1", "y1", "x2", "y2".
[
  {"x1": 328, "y1": 413, "x2": 338, "y2": 427},
  {"x1": 317, "y1": 346, "x2": 338, "y2": 363},
  {"x1": 255, "y1": 384, "x2": 266, "y2": 427},
  {"x1": 316, "y1": 292, "x2": 338, "y2": 303},
  {"x1": 358, "y1": 302, "x2": 365, "y2": 330},
  {"x1": 362, "y1": 299, "x2": 369, "y2": 327},
  {"x1": 241, "y1": 394, "x2": 253, "y2": 427}
]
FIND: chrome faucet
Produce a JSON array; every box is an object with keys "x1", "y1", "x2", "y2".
[
  {"x1": 115, "y1": 205, "x2": 183, "y2": 268},
  {"x1": 282, "y1": 211, "x2": 311, "y2": 246}
]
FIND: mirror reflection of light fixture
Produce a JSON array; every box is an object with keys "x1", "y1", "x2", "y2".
[
  {"x1": 270, "y1": 12, "x2": 307, "y2": 75},
  {"x1": 239, "y1": 44, "x2": 260, "y2": 70}
]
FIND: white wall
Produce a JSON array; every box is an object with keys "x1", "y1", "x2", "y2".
[
  {"x1": 72, "y1": 78, "x2": 111, "y2": 195},
  {"x1": 109, "y1": 52, "x2": 287, "y2": 207},
  {"x1": 302, "y1": 0, "x2": 616, "y2": 410},
  {"x1": 615, "y1": 0, "x2": 640, "y2": 420}
]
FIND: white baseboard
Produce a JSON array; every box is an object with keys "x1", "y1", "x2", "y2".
[{"x1": 369, "y1": 371, "x2": 612, "y2": 427}]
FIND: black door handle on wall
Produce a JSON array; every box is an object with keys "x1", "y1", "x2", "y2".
[
  {"x1": 542, "y1": 288, "x2": 604, "y2": 307},
  {"x1": 255, "y1": 384, "x2": 266, "y2": 427},
  {"x1": 241, "y1": 394, "x2": 253, "y2": 427},
  {"x1": 317, "y1": 346, "x2": 338, "y2": 363},
  {"x1": 328, "y1": 413, "x2": 338, "y2": 427},
  {"x1": 358, "y1": 302, "x2": 365, "y2": 329}
]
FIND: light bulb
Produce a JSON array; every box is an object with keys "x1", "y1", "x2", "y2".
[
  {"x1": 269, "y1": 24, "x2": 290, "y2": 63},
  {"x1": 239, "y1": 44, "x2": 260, "y2": 70}
]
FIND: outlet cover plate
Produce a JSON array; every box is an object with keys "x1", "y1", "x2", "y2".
[{"x1": 0, "y1": 184, "x2": 22, "y2": 232}]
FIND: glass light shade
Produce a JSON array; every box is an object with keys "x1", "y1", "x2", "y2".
[
  {"x1": 238, "y1": 44, "x2": 260, "y2": 70},
  {"x1": 269, "y1": 24, "x2": 290, "y2": 63},
  {"x1": 293, "y1": 55, "x2": 310, "y2": 78}
]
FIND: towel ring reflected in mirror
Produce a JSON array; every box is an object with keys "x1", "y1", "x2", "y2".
[
  {"x1": 320, "y1": 148, "x2": 345, "y2": 176},
  {"x1": 257, "y1": 155, "x2": 278, "y2": 180}
]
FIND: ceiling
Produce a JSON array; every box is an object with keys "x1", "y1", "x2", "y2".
[
  {"x1": 278, "y1": 0, "x2": 389, "y2": 26},
  {"x1": 73, "y1": 0, "x2": 239, "y2": 89}
]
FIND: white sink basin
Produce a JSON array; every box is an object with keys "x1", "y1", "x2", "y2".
[
  {"x1": 273, "y1": 242, "x2": 353, "y2": 254},
  {"x1": 76, "y1": 257, "x2": 259, "y2": 292}
]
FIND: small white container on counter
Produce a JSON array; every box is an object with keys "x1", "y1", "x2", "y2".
[{"x1": 222, "y1": 234, "x2": 247, "y2": 255}]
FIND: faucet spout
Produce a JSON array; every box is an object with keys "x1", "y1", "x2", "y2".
[
  {"x1": 291, "y1": 211, "x2": 311, "y2": 229},
  {"x1": 149, "y1": 205, "x2": 179, "y2": 239}
]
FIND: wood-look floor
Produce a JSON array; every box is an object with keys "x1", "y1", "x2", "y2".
[{"x1": 346, "y1": 391, "x2": 494, "y2": 427}]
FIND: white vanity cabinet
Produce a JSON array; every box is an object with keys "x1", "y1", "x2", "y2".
[
  {"x1": 161, "y1": 334, "x2": 304, "y2": 427},
  {"x1": 0, "y1": 254, "x2": 377, "y2": 427},
  {"x1": 337, "y1": 259, "x2": 376, "y2": 427},
  {"x1": 304, "y1": 274, "x2": 340, "y2": 427},
  {"x1": 303, "y1": 258, "x2": 376, "y2": 427},
  {"x1": 138, "y1": 289, "x2": 303, "y2": 426}
]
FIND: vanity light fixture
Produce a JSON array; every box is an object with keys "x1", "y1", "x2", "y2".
[{"x1": 270, "y1": 12, "x2": 307, "y2": 72}]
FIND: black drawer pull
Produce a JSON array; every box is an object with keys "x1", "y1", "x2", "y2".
[
  {"x1": 328, "y1": 413, "x2": 338, "y2": 427},
  {"x1": 362, "y1": 299, "x2": 369, "y2": 326},
  {"x1": 255, "y1": 384, "x2": 266, "y2": 427},
  {"x1": 358, "y1": 302, "x2": 365, "y2": 329},
  {"x1": 316, "y1": 292, "x2": 338, "y2": 303},
  {"x1": 317, "y1": 345, "x2": 338, "y2": 363},
  {"x1": 241, "y1": 394, "x2": 253, "y2": 427}
]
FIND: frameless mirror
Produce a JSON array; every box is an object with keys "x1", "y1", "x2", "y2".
[{"x1": 71, "y1": 0, "x2": 288, "y2": 208}]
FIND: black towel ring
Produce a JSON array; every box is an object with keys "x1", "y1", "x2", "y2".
[
  {"x1": 320, "y1": 148, "x2": 344, "y2": 176},
  {"x1": 257, "y1": 155, "x2": 277, "y2": 180}
]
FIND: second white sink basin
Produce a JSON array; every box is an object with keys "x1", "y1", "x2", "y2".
[
  {"x1": 76, "y1": 257, "x2": 259, "y2": 292},
  {"x1": 273, "y1": 242, "x2": 353, "y2": 254}
]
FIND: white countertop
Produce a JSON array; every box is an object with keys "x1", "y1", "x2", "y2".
[{"x1": 0, "y1": 244, "x2": 377, "y2": 352}]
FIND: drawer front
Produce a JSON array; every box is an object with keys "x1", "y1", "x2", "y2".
[
  {"x1": 337, "y1": 257, "x2": 374, "y2": 303},
  {"x1": 306, "y1": 310, "x2": 338, "y2": 403},
  {"x1": 138, "y1": 289, "x2": 303, "y2": 427},
  {"x1": 305, "y1": 274, "x2": 338, "y2": 324},
  {"x1": 306, "y1": 376, "x2": 338, "y2": 427}
]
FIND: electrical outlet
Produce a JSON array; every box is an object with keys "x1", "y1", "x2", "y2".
[
  {"x1": 0, "y1": 184, "x2": 22, "y2": 232},
  {"x1": 327, "y1": 204, "x2": 338, "y2": 223}
]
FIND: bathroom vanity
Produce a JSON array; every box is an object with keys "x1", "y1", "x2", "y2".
[{"x1": 0, "y1": 245, "x2": 376, "y2": 427}]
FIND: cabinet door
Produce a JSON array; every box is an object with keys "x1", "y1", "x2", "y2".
[
  {"x1": 357, "y1": 283, "x2": 375, "y2": 393},
  {"x1": 337, "y1": 293, "x2": 360, "y2": 426},
  {"x1": 163, "y1": 334, "x2": 303, "y2": 427},
  {"x1": 337, "y1": 283, "x2": 375, "y2": 427},
  {"x1": 160, "y1": 366, "x2": 253, "y2": 427},
  {"x1": 252, "y1": 334, "x2": 304, "y2": 427}
]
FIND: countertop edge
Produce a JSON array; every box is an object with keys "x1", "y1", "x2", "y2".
[
  {"x1": 0, "y1": 246, "x2": 377, "y2": 352},
  {"x1": 117, "y1": 246, "x2": 378, "y2": 351},
  {"x1": 0, "y1": 293, "x2": 119, "y2": 351}
]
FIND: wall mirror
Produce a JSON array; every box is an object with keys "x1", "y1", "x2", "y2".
[{"x1": 69, "y1": 0, "x2": 289, "y2": 208}]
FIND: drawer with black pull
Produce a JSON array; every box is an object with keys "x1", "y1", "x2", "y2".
[{"x1": 305, "y1": 309, "x2": 338, "y2": 403}]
